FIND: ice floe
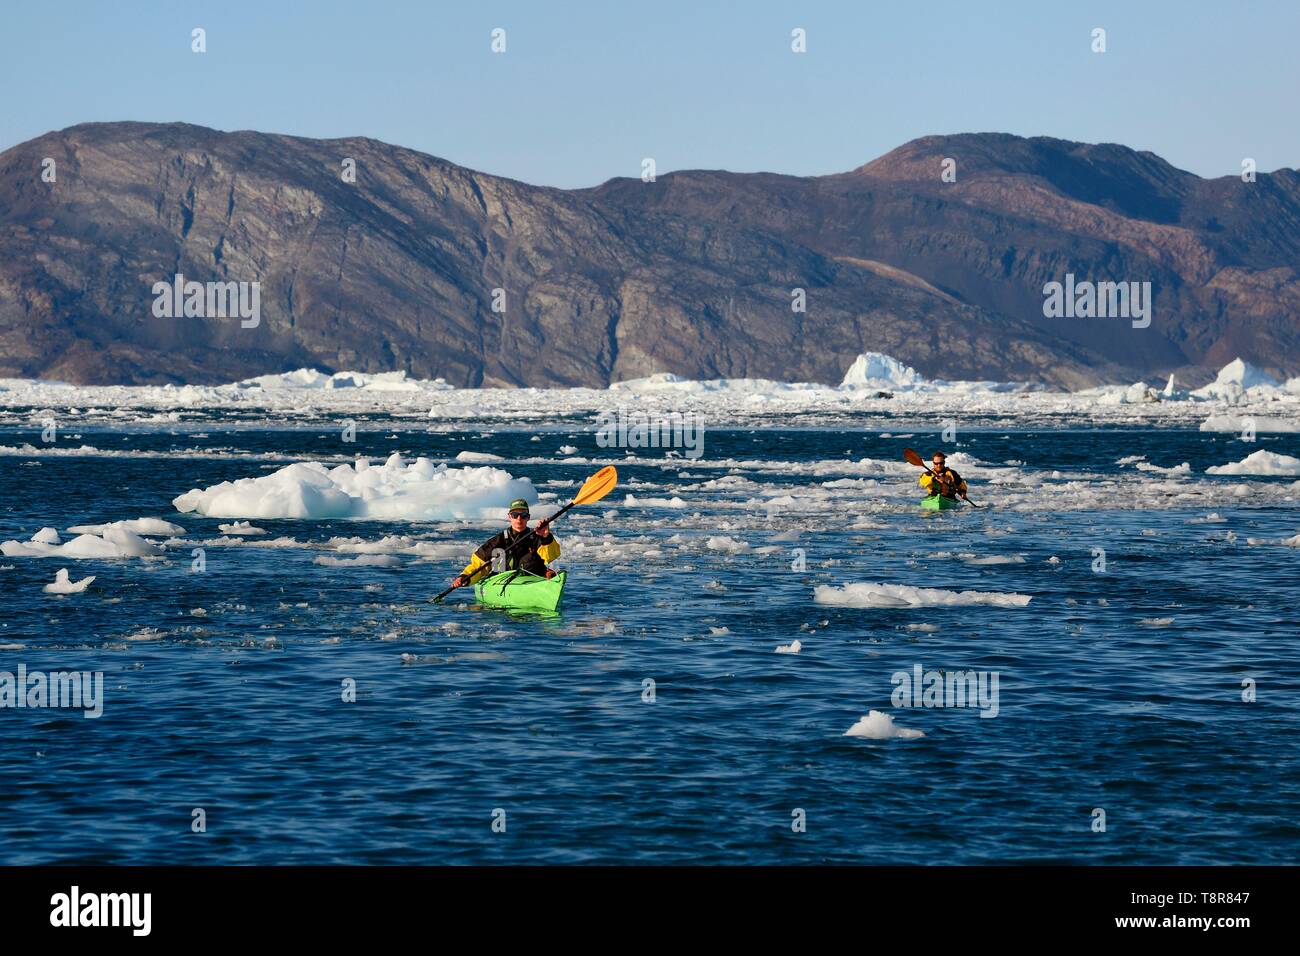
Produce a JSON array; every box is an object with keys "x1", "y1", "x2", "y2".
[
  {"x1": 1206, "y1": 450, "x2": 1300, "y2": 476},
  {"x1": 313, "y1": 555, "x2": 402, "y2": 568},
  {"x1": 2, "y1": 524, "x2": 165, "y2": 559},
  {"x1": 1246, "y1": 533, "x2": 1300, "y2": 547},
  {"x1": 814, "y1": 582, "x2": 1032, "y2": 608},
  {"x1": 1200, "y1": 415, "x2": 1300, "y2": 433},
  {"x1": 218, "y1": 521, "x2": 267, "y2": 535},
  {"x1": 66, "y1": 518, "x2": 184, "y2": 536},
  {"x1": 1135, "y1": 461, "x2": 1191, "y2": 477}
]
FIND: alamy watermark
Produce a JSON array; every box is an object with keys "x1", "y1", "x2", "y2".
[
  {"x1": 152, "y1": 272, "x2": 261, "y2": 328},
  {"x1": 50, "y1": 886, "x2": 150, "y2": 936},
  {"x1": 892, "y1": 663, "x2": 999, "y2": 717},
  {"x1": 1042, "y1": 273, "x2": 1150, "y2": 329},
  {"x1": 595, "y1": 407, "x2": 705, "y2": 459},
  {"x1": 0, "y1": 665, "x2": 104, "y2": 718}
]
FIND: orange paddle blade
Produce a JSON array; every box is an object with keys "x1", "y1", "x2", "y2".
[
  {"x1": 903, "y1": 448, "x2": 925, "y2": 467},
  {"x1": 574, "y1": 466, "x2": 618, "y2": 505}
]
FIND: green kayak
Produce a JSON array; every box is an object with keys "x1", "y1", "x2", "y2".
[
  {"x1": 920, "y1": 494, "x2": 962, "y2": 511},
  {"x1": 474, "y1": 570, "x2": 566, "y2": 612}
]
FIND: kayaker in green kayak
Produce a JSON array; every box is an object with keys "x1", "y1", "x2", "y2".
[
  {"x1": 448, "y1": 498, "x2": 561, "y2": 590},
  {"x1": 918, "y1": 451, "x2": 969, "y2": 504}
]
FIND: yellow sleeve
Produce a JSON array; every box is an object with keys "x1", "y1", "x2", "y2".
[
  {"x1": 537, "y1": 538, "x2": 561, "y2": 563},
  {"x1": 919, "y1": 473, "x2": 935, "y2": 491},
  {"x1": 460, "y1": 553, "x2": 488, "y2": 579}
]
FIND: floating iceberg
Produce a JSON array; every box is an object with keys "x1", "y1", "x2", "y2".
[
  {"x1": 844, "y1": 710, "x2": 924, "y2": 740},
  {"x1": 1192, "y1": 358, "x2": 1283, "y2": 401},
  {"x1": 42, "y1": 568, "x2": 96, "y2": 593},
  {"x1": 172, "y1": 453, "x2": 537, "y2": 521},
  {"x1": 840, "y1": 353, "x2": 923, "y2": 389},
  {"x1": 1206, "y1": 450, "x2": 1300, "y2": 476},
  {"x1": 2, "y1": 524, "x2": 164, "y2": 559}
]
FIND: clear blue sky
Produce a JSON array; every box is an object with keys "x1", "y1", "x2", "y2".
[{"x1": 1, "y1": 0, "x2": 1296, "y2": 187}]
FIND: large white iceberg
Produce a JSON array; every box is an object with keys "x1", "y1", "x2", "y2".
[
  {"x1": 840, "y1": 353, "x2": 924, "y2": 389},
  {"x1": 1192, "y1": 358, "x2": 1283, "y2": 401},
  {"x1": 172, "y1": 453, "x2": 538, "y2": 521}
]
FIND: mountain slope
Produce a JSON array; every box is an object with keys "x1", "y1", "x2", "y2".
[{"x1": 0, "y1": 122, "x2": 1295, "y2": 387}]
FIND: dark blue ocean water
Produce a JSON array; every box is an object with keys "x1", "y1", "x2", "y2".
[{"x1": 1, "y1": 424, "x2": 1297, "y2": 864}]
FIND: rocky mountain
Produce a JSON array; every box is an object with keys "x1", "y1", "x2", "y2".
[{"x1": 0, "y1": 122, "x2": 1296, "y2": 388}]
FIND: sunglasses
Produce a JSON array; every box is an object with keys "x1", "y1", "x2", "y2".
[{"x1": 509, "y1": 511, "x2": 530, "y2": 519}]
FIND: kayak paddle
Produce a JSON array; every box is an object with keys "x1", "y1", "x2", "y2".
[
  {"x1": 433, "y1": 465, "x2": 620, "y2": 603},
  {"x1": 903, "y1": 447, "x2": 979, "y2": 508}
]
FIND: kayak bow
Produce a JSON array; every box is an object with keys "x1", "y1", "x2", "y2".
[
  {"x1": 920, "y1": 494, "x2": 962, "y2": 511},
  {"x1": 474, "y1": 570, "x2": 567, "y2": 612}
]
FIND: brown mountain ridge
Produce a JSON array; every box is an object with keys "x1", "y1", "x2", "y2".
[{"x1": 0, "y1": 122, "x2": 1296, "y2": 388}]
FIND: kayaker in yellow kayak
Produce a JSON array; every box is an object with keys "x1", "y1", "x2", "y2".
[
  {"x1": 919, "y1": 451, "x2": 969, "y2": 502},
  {"x1": 448, "y1": 498, "x2": 561, "y2": 590}
]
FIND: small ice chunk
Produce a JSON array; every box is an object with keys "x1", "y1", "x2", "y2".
[
  {"x1": 455, "y1": 451, "x2": 504, "y2": 463},
  {"x1": 218, "y1": 521, "x2": 267, "y2": 535},
  {"x1": 844, "y1": 710, "x2": 924, "y2": 740},
  {"x1": 42, "y1": 568, "x2": 95, "y2": 594},
  {"x1": 775, "y1": 639, "x2": 802, "y2": 654}
]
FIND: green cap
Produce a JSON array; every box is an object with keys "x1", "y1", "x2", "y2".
[{"x1": 508, "y1": 498, "x2": 530, "y2": 512}]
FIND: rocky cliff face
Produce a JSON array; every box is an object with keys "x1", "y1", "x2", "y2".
[{"x1": 0, "y1": 122, "x2": 1295, "y2": 387}]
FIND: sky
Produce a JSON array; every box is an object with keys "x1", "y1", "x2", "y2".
[{"x1": 1, "y1": 0, "x2": 1296, "y2": 188}]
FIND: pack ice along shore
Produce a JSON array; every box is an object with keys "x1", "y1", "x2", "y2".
[{"x1": 1, "y1": 353, "x2": 1297, "y2": 431}]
